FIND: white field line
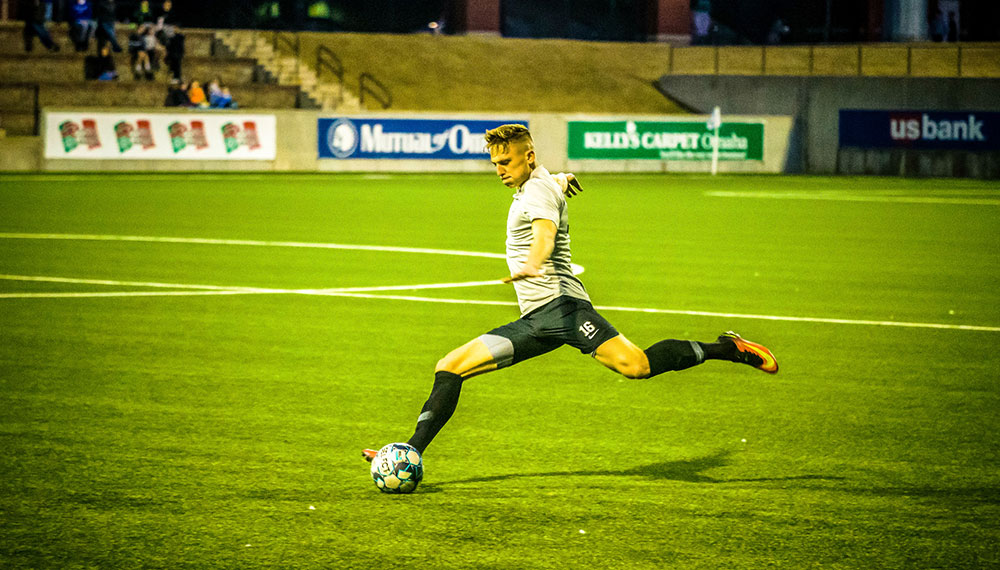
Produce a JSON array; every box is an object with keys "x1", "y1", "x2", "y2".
[
  {"x1": 323, "y1": 292, "x2": 1000, "y2": 333},
  {"x1": 0, "y1": 173, "x2": 400, "y2": 183},
  {"x1": 1, "y1": 230, "x2": 997, "y2": 332},
  {"x1": 0, "y1": 274, "x2": 285, "y2": 293},
  {"x1": 5, "y1": 274, "x2": 995, "y2": 332},
  {"x1": 591, "y1": 304, "x2": 1000, "y2": 333},
  {"x1": 0, "y1": 291, "x2": 248, "y2": 299},
  {"x1": 302, "y1": 279, "x2": 505, "y2": 294},
  {"x1": 0, "y1": 232, "x2": 508, "y2": 261},
  {"x1": 705, "y1": 191, "x2": 1000, "y2": 206},
  {"x1": 0, "y1": 274, "x2": 505, "y2": 297},
  {"x1": 0, "y1": 232, "x2": 585, "y2": 274}
]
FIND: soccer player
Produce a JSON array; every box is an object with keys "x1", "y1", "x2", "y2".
[{"x1": 365, "y1": 124, "x2": 777, "y2": 461}]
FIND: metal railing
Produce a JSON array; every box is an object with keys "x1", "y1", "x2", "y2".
[
  {"x1": 0, "y1": 83, "x2": 41, "y2": 136},
  {"x1": 359, "y1": 73, "x2": 392, "y2": 109},
  {"x1": 316, "y1": 45, "x2": 344, "y2": 106},
  {"x1": 665, "y1": 43, "x2": 1000, "y2": 78},
  {"x1": 271, "y1": 31, "x2": 300, "y2": 79}
]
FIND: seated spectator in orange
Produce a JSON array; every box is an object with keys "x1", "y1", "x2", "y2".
[{"x1": 187, "y1": 80, "x2": 207, "y2": 107}]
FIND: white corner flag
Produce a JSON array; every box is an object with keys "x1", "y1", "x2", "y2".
[
  {"x1": 707, "y1": 106, "x2": 722, "y2": 176},
  {"x1": 706, "y1": 106, "x2": 722, "y2": 130}
]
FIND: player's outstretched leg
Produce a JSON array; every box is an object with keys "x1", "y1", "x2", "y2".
[{"x1": 638, "y1": 333, "x2": 777, "y2": 377}]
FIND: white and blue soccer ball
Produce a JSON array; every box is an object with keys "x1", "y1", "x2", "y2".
[{"x1": 371, "y1": 443, "x2": 423, "y2": 494}]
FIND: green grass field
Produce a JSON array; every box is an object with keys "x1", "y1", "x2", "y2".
[{"x1": 1, "y1": 172, "x2": 998, "y2": 569}]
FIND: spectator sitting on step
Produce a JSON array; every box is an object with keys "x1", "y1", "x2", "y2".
[
  {"x1": 142, "y1": 24, "x2": 164, "y2": 74},
  {"x1": 210, "y1": 85, "x2": 237, "y2": 109},
  {"x1": 165, "y1": 78, "x2": 191, "y2": 107},
  {"x1": 187, "y1": 80, "x2": 208, "y2": 107},
  {"x1": 87, "y1": 43, "x2": 118, "y2": 80},
  {"x1": 20, "y1": 0, "x2": 60, "y2": 52},
  {"x1": 69, "y1": 0, "x2": 97, "y2": 52},
  {"x1": 206, "y1": 76, "x2": 222, "y2": 98},
  {"x1": 127, "y1": 24, "x2": 148, "y2": 79},
  {"x1": 128, "y1": 24, "x2": 160, "y2": 79}
]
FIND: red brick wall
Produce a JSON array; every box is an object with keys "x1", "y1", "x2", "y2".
[{"x1": 456, "y1": 0, "x2": 501, "y2": 34}]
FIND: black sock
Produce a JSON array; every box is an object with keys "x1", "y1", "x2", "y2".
[
  {"x1": 407, "y1": 371, "x2": 463, "y2": 454},
  {"x1": 698, "y1": 340, "x2": 736, "y2": 361},
  {"x1": 643, "y1": 339, "x2": 706, "y2": 378}
]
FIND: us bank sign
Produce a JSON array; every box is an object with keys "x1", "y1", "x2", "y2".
[{"x1": 319, "y1": 118, "x2": 528, "y2": 160}]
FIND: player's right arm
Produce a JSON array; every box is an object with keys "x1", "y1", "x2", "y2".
[{"x1": 502, "y1": 218, "x2": 556, "y2": 283}]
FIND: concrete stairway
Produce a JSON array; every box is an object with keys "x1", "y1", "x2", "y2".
[{"x1": 215, "y1": 30, "x2": 361, "y2": 112}]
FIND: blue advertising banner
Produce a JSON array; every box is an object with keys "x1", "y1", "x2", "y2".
[
  {"x1": 318, "y1": 118, "x2": 529, "y2": 159},
  {"x1": 839, "y1": 109, "x2": 1000, "y2": 151}
]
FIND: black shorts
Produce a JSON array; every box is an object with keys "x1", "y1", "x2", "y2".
[{"x1": 481, "y1": 296, "x2": 619, "y2": 368}]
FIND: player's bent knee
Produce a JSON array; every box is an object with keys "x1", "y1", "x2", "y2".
[
  {"x1": 596, "y1": 337, "x2": 651, "y2": 379},
  {"x1": 434, "y1": 351, "x2": 463, "y2": 375},
  {"x1": 614, "y1": 347, "x2": 651, "y2": 379},
  {"x1": 618, "y1": 359, "x2": 651, "y2": 380}
]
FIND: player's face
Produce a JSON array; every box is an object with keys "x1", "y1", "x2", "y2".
[{"x1": 490, "y1": 141, "x2": 534, "y2": 188}]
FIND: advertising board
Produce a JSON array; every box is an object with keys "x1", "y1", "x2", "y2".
[
  {"x1": 567, "y1": 120, "x2": 764, "y2": 161},
  {"x1": 44, "y1": 112, "x2": 277, "y2": 160},
  {"x1": 318, "y1": 118, "x2": 529, "y2": 160},
  {"x1": 839, "y1": 110, "x2": 1000, "y2": 151}
]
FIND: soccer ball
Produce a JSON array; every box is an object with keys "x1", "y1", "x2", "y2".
[{"x1": 370, "y1": 443, "x2": 423, "y2": 494}]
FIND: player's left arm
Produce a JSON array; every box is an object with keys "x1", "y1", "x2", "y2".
[
  {"x1": 552, "y1": 173, "x2": 583, "y2": 198},
  {"x1": 502, "y1": 218, "x2": 556, "y2": 283}
]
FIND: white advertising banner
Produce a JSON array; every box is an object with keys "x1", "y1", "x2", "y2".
[{"x1": 44, "y1": 112, "x2": 277, "y2": 160}]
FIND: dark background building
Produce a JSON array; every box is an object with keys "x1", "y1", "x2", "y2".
[{"x1": 8, "y1": 0, "x2": 998, "y2": 42}]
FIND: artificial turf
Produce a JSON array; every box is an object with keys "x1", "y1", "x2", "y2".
[{"x1": 1, "y1": 172, "x2": 998, "y2": 568}]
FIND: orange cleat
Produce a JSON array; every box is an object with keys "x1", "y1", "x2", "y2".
[
  {"x1": 718, "y1": 331, "x2": 778, "y2": 374},
  {"x1": 362, "y1": 448, "x2": 377, "y2": 463}
]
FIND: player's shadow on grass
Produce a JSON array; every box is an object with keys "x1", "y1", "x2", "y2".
[{"x1": 423, "y1": 449, "x2": 843, "y2": 492}]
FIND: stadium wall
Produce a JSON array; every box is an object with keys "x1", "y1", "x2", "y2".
[
  {"x1": 656, "y1": 75, "x2": 1000, "y2": 178},
  {"x1": 29, "y1": 109, "x2": 794, "y2": 174}
]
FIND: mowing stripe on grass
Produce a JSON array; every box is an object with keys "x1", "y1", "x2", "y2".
[{"x1": 705, "y1": 191, "x2": 1000, "y2": 206}]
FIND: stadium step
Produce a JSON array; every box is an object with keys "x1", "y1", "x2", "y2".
[{"x1": 215, "y1": 29, "x2": 362, "y2": 112}]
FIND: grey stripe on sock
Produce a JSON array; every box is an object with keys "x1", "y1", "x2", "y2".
[
  {"x1": 689, "y1": 340, "x2": 705, "y2": 363},
  {"x1": 417, "y1": 411, "x2": 434, "y2": 423}
]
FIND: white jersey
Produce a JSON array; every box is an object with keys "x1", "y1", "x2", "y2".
[{"x1": 506, "y1": 166, "x2": 590, "y2": 315}]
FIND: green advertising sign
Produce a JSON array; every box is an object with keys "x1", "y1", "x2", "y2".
[{"x1": 567, "y1": 120, "x2": 764, "y2": 161}]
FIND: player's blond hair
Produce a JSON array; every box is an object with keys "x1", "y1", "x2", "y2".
[{"x1": 484, "y1": 124, "x2": 534, "y2": 153}]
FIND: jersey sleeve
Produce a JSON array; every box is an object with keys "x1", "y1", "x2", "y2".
[{"x1": 521, "y1": 179, "x2": 562, "y2": 225}]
